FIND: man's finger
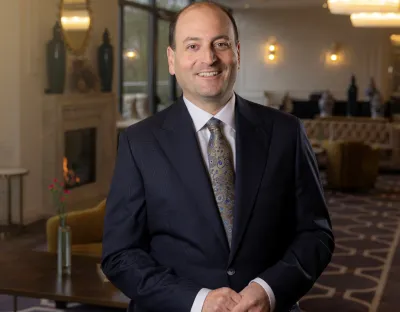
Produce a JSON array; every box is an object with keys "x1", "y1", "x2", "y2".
[
  {"x1": 232, "y1": 301, "x2": 247, "y2": 312},
  {"x1": 230, "y1": 292, "x2": 242, "y2": 304},
  {"x1": 225, "y1": 298, "x2": 240, "y2": 311}
]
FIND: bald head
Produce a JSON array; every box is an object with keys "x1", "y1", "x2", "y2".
[{"x1": 168, "y1": 1, "x2": 239, "y2": 50}]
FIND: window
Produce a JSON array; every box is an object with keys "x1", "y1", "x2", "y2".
[
  {"x1": 126, "y1": 0, "x2": 151, "y2": 5},
  {"x1": 123, "y1": 6, "x2": 150, "y2": 97},
  {"x1": 119, "y1": 1, "x2": 198, "y2": 116},
  {"x1": 157, "y1": 19, "x2": 172, "y2": 110},
  {"x1": 157, "y1": 0, "x2": 188, "y2": 10}
]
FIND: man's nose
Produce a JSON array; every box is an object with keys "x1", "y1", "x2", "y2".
[{"x1": 201, "y1": 47, "x2": 217, "y2": 65}]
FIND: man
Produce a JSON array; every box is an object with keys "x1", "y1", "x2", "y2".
[{"x1": 101, "y1": 2, "x2": 334, "y2": 312}]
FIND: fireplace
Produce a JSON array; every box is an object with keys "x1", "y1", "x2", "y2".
[
  {"x1": 43, "y1": 93, "x2": 117, "y2": 213},
  {"x1": 64, "y1": 128, "x2": 97, "y2": 189}
]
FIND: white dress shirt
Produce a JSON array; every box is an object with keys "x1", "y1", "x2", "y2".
[{"x1": 183, "y1": 94, "x2": 276, "y2": 312}]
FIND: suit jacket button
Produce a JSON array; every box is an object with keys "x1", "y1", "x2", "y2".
[{"x1": 227, "y1": 268, "x2": 235, "y2": 276}]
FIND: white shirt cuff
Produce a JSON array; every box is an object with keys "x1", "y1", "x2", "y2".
[
  {"x1": 190, "y1": 288, "x2": 212, "y2": 312},
  {"x1": 250, "y1": 278, "x2": 276, "y2": 312}
]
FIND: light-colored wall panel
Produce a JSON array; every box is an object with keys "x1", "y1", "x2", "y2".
[{"x1": 234, "y1": 8, "x2": 393, "y2": 105}]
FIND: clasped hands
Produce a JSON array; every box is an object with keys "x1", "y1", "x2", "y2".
[{"x1": 202, "y1": 282, "x2": 270, "y2": 312}]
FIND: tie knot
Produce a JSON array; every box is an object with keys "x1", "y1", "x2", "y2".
[{"x1": 206, "y1": 118, "x2": 222, "y2": 133}]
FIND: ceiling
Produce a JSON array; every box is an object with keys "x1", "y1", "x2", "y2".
[{"x1": 214, "y1": 0, "x2": 327, "y2": 9}]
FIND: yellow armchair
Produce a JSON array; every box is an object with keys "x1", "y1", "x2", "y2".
[
  {"x1": 322, "y1": 140, "x2": 379, "y2": 191},
  {"x1": 46, "y1": 199, "x2": 106, "y2": 258}
]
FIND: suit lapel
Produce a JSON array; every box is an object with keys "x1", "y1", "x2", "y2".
[
  {"x1": 229, "y1": 95, "x2": 273, "y2": 264},
  {"x1": 153, "y1": 98, "x2": 230, "y2": 255}
]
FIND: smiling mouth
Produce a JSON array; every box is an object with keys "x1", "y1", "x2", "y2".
[{"x1": 197, "y1": 71, "x2": 222, "y2": 77}]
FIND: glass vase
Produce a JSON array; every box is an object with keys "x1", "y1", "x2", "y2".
[{"x1": 57, "y1": 224, "x2": 71, "y2": 276}]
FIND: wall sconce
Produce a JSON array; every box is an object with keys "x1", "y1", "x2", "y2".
[
  {"x1": 390, "y1": 34, "x2": 400, "y2": 46},
  {"x1": 330, "y1": 43, "x2": 340, "y2": 61},
  {"x1": 265, "y1": 37, "x2": 277, "y2": 63},
  {"x1": 326, "y1": 43, "x2": 342, "y2": 64}
]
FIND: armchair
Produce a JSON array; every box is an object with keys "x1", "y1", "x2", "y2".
[
  {"x1": 46, "y1": 199, "x2": 106, "y2": 258},
  {"x1": 323, "y1": 140, "x2": 379, "y2": 191}
]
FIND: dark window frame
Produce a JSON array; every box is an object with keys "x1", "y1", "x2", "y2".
[{"x1": 118, "y1": 0, "x2": 195, "y2": 114}]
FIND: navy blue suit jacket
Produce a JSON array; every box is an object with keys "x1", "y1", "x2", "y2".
[{"x1": 101, "y1": 94, "x2": 334, "y2": 312}]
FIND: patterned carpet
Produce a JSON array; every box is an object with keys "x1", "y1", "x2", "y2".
[
  {"x1": 1, "y1": 175, "x2": 399, "y2": 312},
  {"x1": 300, "y1": 175, "x2": 400, "y2": 312}
]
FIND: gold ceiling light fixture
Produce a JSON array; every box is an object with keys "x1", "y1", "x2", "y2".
[
  {"x1": 327, "y1": 0, "x2": 400, "y2": 15},
  {"x1": 351, "y1": 12, "x2": 400, "y2": 27}
]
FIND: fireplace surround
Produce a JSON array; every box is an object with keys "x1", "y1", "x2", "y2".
[{"x1": 43, "y1": 93, "x2": 117, "y2": 213}]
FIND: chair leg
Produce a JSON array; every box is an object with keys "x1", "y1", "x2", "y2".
[
  {"x1": 13, "y1": 296, "x2": 17, "y2": 312},
  {"x1": 55, "y1": 301, "x2": 67, "y2": 309}
]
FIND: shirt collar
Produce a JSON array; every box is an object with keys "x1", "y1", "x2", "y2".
[{"x1": 183, "y1": 94, "x2": 236, "y2": 132}]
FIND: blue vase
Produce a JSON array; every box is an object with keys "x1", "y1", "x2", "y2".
[
  {"x1": 46, "y1": 22, "x2": 66, "y2": 94},
  {"x1": 98, "y1": 28, "x2": 114, "y2": 92}
]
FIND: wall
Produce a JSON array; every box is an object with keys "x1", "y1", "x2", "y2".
[
  {"x1": 234, "y1": 7, "x2": 393, "y2": 105},
  {"x1": 0, "y1": 0, "x2": 118, "y2": 225},
  {"x1": 0, "y1": 1, "x2": 22, "y2": 224},
  {"x1": 0, "y1": 1, "x2": 21, "y2": 168}
]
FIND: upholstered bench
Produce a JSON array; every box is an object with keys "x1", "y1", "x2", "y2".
[{"x1": 303, "y1": 117, "x2": 398, "y2": 169}]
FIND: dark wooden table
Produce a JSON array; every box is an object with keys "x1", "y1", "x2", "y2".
[{"x1": 0, "y1": 250, "x2": 129, "y2": 311}]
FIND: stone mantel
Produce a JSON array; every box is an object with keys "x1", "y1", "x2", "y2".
[{"x1": 42, "y1": 93, "x2": 117, "y2": 214}]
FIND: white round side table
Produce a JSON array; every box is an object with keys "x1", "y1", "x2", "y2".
[{"x1": 0, "y1": 168, "x2": 29, "y2": 238}]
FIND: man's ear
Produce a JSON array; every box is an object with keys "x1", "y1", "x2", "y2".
[{"x1": 167, "y1": 46, "x2": 175, "y2": 75}]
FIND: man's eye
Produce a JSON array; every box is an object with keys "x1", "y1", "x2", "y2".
[
  {"x1": 216, "y1": 42, "x2": 230, "y2": 48},
  {"x1": 187, "y1": 44, "x2": 197, "y2": 50}
]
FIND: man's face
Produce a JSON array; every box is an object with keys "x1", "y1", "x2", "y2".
[{"x1": 167, "y1": 5, "x2": 240, "y2": 104}]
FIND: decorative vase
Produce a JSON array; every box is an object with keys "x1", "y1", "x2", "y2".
[
  {"x1": 98, "y1": 28, "x2": 114, "y2": 92},
  {"x1": 318, "y1": 91, "x2": 334, "y2": 117},
  {"x1": 370, "y1": 92, "x2": 384, "y2": 118},
  {"x1": 46, "y1": 21, "x2": 66, "y2": 94},
  {"x1": 347, "y1": 75, "x2": 358, "y2": 116},
  {"x1": 57, "y1": 216, "x2": 71, "y2": 276}
]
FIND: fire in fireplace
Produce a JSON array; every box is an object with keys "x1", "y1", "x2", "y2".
[{"x1": 64, "y1": 128, "x2": 97, "y2": 189}]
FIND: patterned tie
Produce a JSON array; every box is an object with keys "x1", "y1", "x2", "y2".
[{"x1": 206, "y1": 118, "x2": 235, "y2": 247}]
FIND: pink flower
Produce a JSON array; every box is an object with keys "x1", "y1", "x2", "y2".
[{"x1": 49, "y1": 178, "x2": 67, "y2": 221}]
